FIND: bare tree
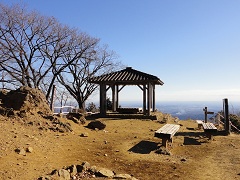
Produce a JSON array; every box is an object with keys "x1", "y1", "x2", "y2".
[
  {"x1": 0, "y1": 4, "x2": 99, "y2": 100},
  {"x1": 0, "y1": 4, "x2": 55, "y2": 89},
  {"x1": 0, "y1": 3, "x2": 122, "y2": 108},
  {"x1": 57, "y1": 44, "x2": 121, "y2": 109}
]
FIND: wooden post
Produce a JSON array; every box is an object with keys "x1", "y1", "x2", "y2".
[
  {"x1": 204, "y1": 107, "x2": 208, "y2": 123},
  {"x1": 100, "y1": 84, "x2": 107, "y2": 116},
  {"x1": 152, "y1": 84, "x2": 155, "y2": 112},
  {"x1": 50, "y1": 85, "x2": 56, "y2": 112},
  {"x1": 147, "y1": 82, "x2": 151, "y2": 116},
  {"x1": 223, "y1": 98, "x2": 230, "y2": 135},
  {"x1": 116, "y1": 85, "x2": 119, "y2": 109},
  {"x1": 112, "y1": 85, "x2": 116, "y2": 111},
  {"x1": 143, "y1": 84, "x2": 146, "y2": 115}
]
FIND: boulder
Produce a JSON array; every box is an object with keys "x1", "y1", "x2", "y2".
[
  {"x1": 67, "y1": 165, "x2": 77, "y2": 177},
  {"x1": 114, "y1": 174, "x2": 132, "y2": 179},
  {"x1": 66, "y1": 113, "x2": 86, "y2": 124},
  {"x1": 87, "y1": 120, "x2": 106, "y2": 130},
  {"x1": 58, "y1": 169, "x2": 70, "y2": 180},
  {"x1": 96, "y1": 168, "x2": 114, "y2": 178},
  {"x1": 76, "y1": 161, "x2": 91, "y2": 173}
]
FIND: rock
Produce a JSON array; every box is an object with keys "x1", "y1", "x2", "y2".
[
  {"x1": 155, "y1": 146, "x2": 171, "y2": 155},
  {"x1": 58, "y1": 169, "x2": 70, "y2": 180},
  {"x1": 67, "y1": 165, "x2": 77, "y2": 177},
  {"x1": 96, "y1": 168, "x2": 114, "y2": 178},
  {"x1": 76, "y1": 161, "x2": 91, "y2": 173},
  {"x1": 26, "y1": 146, "x2": 33, "y2": 153},
  {"x1": 66, "y1": 113, "x2": 86, "y2": 124},
  {"x1": 15, "y1": 148, "x2": 26, "y2": 156},
  {"x1": 181, "y1": 158, "x2": 187, "y2": 162},
  {"x1": 80, "y1": 132, "x2": 89, "y2": 137},
  {"x1": 89, "y1": 165, "x2": 98, "y2": 173},
  {"x1": 114, "y1": 173, "x2": 132, "y2": 179},
  {"x1": 38, "y1": 176, "x2": 52, "y2": 180},
  {"x1": 87, "y1": 120, "x2": 106, "y2": 130}
]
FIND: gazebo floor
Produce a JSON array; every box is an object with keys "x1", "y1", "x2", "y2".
[{"x1": 86, "y1": 112, "x2": 157, "y2": 120}]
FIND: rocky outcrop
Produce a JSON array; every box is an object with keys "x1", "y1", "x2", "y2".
[
  {"x1": 0, "y1": 86, "x2": 51, "y2": 115},
  {"x1": 39, "y1": 161, "x2": 138, "y2": 180}
]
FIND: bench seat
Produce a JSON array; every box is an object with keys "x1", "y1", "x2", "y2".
[
  {"x1": 155, "y1": 124, "x2": 180, "y2": 148},
  {"x1": 202, "y1": 122, "x2": 217, "y2": 140},
  {"x1": 196, "y1": 120, "x2": 204, "y2": 129}
]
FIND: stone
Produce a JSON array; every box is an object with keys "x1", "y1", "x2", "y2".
[
  {"x1": 96, "y1": 168, "x2": 114, "y2": 178},
  {"x1": 181, "y1": 158, "x2": 187, "y2": 162},
  {"x1": 76, "y1": 161, "x2": 91, "y2": 173},
  {"x1": 114, "y1": 173, "x2": 132, "y2": 179},
  {"x1": 15, "y1": 148, "x2": 26, "y2": 156},
  {"x1": 80, "y1": 132, "x2": 89, "y2": 137},
  {"x1": 89, "y1": 165, "x2": 98, "y2": 173},
  {"x1": 66, "y1": 113, "x2": 86, "y2": 124},
  {"x1": 26, "y1": 146, "x2": 33, "y2": 153},
  {"x1": 58, "y1": 169, "x2": 70, "y2": 180},
  {"x1": 87, "y1": 120, "x2": 106, "y2": 130},
  {"x1": 67, "y1": 165, "x2": 77, "y2": 177},
  {"x1": 155, "y1": 146, "x2": 171, "y2": 155}
]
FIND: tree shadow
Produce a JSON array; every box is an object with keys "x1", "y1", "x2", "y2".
[{"x1": 128, "y1": 140, "x2": 159, "y2": 154}]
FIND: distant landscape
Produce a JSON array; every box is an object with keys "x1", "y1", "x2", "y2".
[{"x1": 120, "y1": 101, "x2": 240, "y2": 120}]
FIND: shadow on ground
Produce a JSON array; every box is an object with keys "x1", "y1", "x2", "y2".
[
  {"x1": 176, "y1": 131, "x2": 205, "y2": 145},
  {"x1": 128, "y1": 140, "x2": 159, "y2": 154}
]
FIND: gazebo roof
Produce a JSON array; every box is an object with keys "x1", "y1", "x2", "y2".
[{"x1": 90, "y1": 67, "x2": 164, "y2": 85}]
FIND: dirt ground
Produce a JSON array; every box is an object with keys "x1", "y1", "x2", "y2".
[{"x1": 0, "y1": 114, "x2": 239, "y2": 180}]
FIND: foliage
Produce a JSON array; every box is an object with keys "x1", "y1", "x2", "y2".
[
  {"x1": 106, "y1": 97, "x2": 112, "y2": 110},
  {"x1": 229, "y1": 114, "x2": 240, "y2": 132},
  {"x1": 85, "y1": 102, "x2": 98, "y2": 113}
]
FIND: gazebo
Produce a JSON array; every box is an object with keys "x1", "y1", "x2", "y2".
[{"x1": 89, "y1": 67, "x2": 164, "y2": 116}]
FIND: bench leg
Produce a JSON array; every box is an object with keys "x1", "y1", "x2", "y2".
[
  {"x1": 206, "y1": 133, "x2": 213, "y2": 140},
  {"x1": 162, "y1": 138, "x2": 168, "y2": 148},
  {"x1": 162, "y1": 138, "x2": 173, "y2": 148}
]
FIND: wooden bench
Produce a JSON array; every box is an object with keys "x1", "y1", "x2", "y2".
[
  {"x1": 154, "y1": 124, "x2": 180, "y2": 148},
  {"x1": 202, "y1": 123, "x2": 217, "y2": 140},
  {"x1": 196, "y1": 120, "x2": 204, "y2": 129}
]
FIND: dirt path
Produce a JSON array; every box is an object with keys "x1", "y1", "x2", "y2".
[{"x1": 0, "y1": 117, "x2": 239, "y2": 180}]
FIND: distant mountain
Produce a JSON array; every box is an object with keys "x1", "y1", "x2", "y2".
[{"x1": 119, "y1": 101, "x2": 240, "y2": 120}]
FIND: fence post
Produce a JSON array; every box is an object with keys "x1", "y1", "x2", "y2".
[{"x1": 223, "y1": 98, "x2": 230, "y2": 135}]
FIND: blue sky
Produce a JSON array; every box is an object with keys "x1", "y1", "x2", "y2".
[{"x1": 4, "y1": 0, "x2": 240, "y2": 102}]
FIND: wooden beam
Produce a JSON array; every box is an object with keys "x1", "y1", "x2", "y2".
[
  {"x1": 137, "y1": 84, "x2": 143, "y2": 91},
  {"x1": 118, "y1": 85, "x2": 125, "y2": 92}
]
